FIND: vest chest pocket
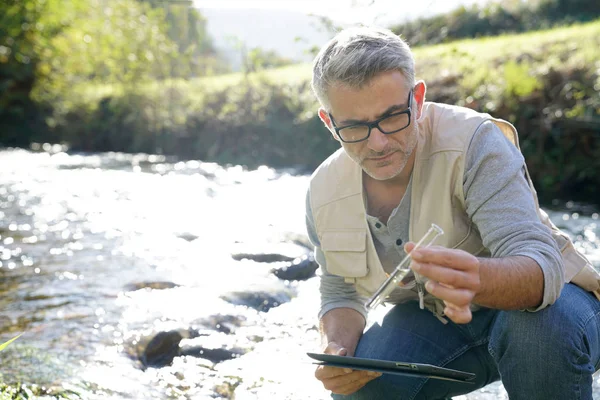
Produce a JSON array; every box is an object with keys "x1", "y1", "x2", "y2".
[{"x1": 320, "y1": 231, "x2": 368, "y2": 278}]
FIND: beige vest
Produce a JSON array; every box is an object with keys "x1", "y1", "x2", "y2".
[{"x1": 310, "y1": 102, "x2": 600, "y2": 300}]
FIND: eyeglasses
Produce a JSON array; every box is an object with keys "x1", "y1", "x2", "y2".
[{"x1": 328, "y1": 90, "x2": 413, "y2": 143}]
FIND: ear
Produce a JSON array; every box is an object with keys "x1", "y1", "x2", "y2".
[
  {"x1": 413, "y1": 80, "x2": 427, "y2": 120},
  {"x1": 318, "y1": 108, "x2": 340, "y2": 142}
]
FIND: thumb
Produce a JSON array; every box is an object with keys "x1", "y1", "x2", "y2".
[
  {"x1": 324, "y1": 341, "x2": 348, "y2": 356},
  {"x1": 404, "y1": 242, "x2": 416, "y2": 253}
]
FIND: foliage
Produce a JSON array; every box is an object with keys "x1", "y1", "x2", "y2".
[
  {"x1": 140, "y1": 0, "x2": 229, "y2": 76},
  {"x1": 246, "y1": 48, "x2": 294, "y2": 73},
  {"x1": 0, "y1": 0, "x2": 302, "y2": 149},
  {"x1": 51, "y1": 20, "x2": 599, "y2": 200},
  {"x1": 1, "y1": 0, "x2": 599, "y2": 202},
  {"x1": 0, "y1": 383, "x2": 81, "y2": 400},
  {"x1": 0, "y1": 335, "x2": 21, "y2": 352},
  {"x1": 58, "y1": 77, "x2": 333, "y2": 170},
  {"x1": 390, "y1": 0, "x2": 600, "y2": 46},
  {"x1": 33, "y1": 0, "x2": 177, "y2": 105},
  {"x1": 0, "y1": 0, "x2": 220, "y2": 146},
  {"x1": 0, "y1": 0, "x2": 85, "y2": 146}
]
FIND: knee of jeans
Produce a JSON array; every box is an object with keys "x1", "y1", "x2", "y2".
[{"x1": 489, "y1": 285, "x2": 598, "y2": 360}]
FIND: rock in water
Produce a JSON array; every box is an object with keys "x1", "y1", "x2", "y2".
[
  {"x1": 194, "y1": 314, "x2": 247, "y2": 334},
  {"x1": 230, "y1": 242, "x2": 309, "y2": 263},
  {"x1": 141, "y1": 330, "x2": 183, "y2": 368},
  {"x1": 220, "y1": 290, "x2": 292, "y2": 312},
  {"x1": 179, "y1": 345, "x2": 244, "y2": 362},
  {"x1": 231, "y1": 253, "x2": 295, "y2": 263},
  {"x1": 124, "y1": 281, "x2": 179, "y2": 292},
  {"x1": 272, "y1": 253, "x2": 318, "y2": 281}
]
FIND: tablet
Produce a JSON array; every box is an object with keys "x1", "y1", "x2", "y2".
[{"x1": 307, "y1": 353, "x2": 476, "y2": 383}]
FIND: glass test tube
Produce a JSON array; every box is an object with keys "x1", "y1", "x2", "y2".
[{"x1": 365, "y1": 223, "x2": 444, "y2": 311}]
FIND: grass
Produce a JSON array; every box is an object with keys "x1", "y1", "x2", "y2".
[
  {"x1": 414, "y1": 20, "x2": 600, "y2": 85},
  {"x1": 70, "y1": 18, "x2": 600, "y2": 108},
  {"x1": 0, "y1": 335, "x2": 82, "y2": 400},
  {"x1": 190, "y1": 19, "x2": 600, "y2": 88},
  {"x1": 74, "y1": 63, "x2": 314, "y2": 108},
  {"x1": 0, "y1": 335, "x2": 21, "y2": 352}
]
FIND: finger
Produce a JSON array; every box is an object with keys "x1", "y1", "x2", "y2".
[
  {"x1": 321, "y1": 370, "x2": 376, "y2": 391},
  {"x1": 328, "y1": 371, "x2": 381, "y2": 395},
  {"x1": 443, "y1": 302, "x2": 473, "y2": 324},
  {"x1": 315, "y1": 364, "x2": 352, "y2": 380},
  {"x1": 331, "y1": 373, "x2": 381, "y2": 395},
  {"x1": 412, "y1": 262, "x2": 480, "y2": 290},
  {"x1": 424, "y1": 280, "x2": 475, "y2": 306},
  {"x1": 411, "y1": 247, "x2": 478, "y2": 271},
  {"x1": 323, "y1": 342, "x2": 348, "y2": 356}
]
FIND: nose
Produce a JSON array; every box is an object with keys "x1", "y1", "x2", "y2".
[{"x1": 366, "y1": 126, "x2": 388, "y2": 153}]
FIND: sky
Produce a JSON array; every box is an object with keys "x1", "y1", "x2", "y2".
[{"x1": 196, "y1": 0, "x2": 492, "y2": 25}]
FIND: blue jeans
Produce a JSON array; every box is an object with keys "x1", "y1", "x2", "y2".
[{"x1": 333, "y1": 284, "x2": 600, "y2": 400}]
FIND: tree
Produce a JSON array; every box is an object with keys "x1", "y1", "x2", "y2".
[
  {"x1": 35, "y1": 0, "x2": 178, "y2": 104},
  {"x1": 0, "y1": 0, "x2": 88, "y2": 144},
  {"x1": 140, "y1": 0, "x2": 226, "y2": 76}
]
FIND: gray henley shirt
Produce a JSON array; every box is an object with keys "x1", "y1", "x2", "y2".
[{"x1": 305, "y1": 121, "x2": 564, "y2": 321}]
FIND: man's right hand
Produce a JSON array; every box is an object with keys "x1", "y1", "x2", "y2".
[{"x1": 314, "y1": 341, "x2": 382, "y2": 396}]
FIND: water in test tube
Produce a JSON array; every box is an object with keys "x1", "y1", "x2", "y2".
[{"x1": 365, "y1": 223, "x2": 444, "y2": 311}]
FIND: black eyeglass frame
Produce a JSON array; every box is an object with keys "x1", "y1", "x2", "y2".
[{"x1": 328, "y1": 89, "x2": 414, "y2": 143}]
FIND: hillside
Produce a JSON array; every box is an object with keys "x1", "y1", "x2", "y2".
[
  {"x1": 20, "y1": 19, "x2": 600, "y2": 200},
  {"x1": 153, "y1": 20, "x2": 600, "y2": 96}
]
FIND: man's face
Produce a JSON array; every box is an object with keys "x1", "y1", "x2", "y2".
[{"x1": 320, "y1": 71, "x2": 423, "y2": 182}]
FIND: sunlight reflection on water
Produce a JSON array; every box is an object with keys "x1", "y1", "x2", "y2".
[{"x1": 0, "y1": 148, "x2": 598, "y2": 399}]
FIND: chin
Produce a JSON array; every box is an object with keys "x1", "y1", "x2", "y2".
[{"x1": 363, "y1": 164, "x2": 404, "y2": 181}]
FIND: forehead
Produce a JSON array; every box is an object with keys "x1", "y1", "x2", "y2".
[{"x1": 328, "y1": 71, "x2": 411, "y2": 121}]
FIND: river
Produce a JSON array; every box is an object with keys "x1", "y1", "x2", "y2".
[{"x1": 0, "y1": 148, "x2": 599, "y2": 399}]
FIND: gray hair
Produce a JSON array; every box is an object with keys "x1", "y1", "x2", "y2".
[{"x1": 311, "y1": 26, "x2": 415, "y2": 111}]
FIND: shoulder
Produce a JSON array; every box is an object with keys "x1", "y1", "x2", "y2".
[
  {"x1": 467, "y1": 121, "x2": 523, "y2": 162},
  {"x1": 309, "y1": 148, "x2": 362, "y2": 210},
  {"x1": 418, "y1": 102, "x2": 493, "y2": 155}
]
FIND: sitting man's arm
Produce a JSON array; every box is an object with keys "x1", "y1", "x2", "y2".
[
  {"x1": 410, "y1": 121, "x2": 564, "y2": 323},
  {"x1": 306, "y1": 190, "x2": 381, "y2": 395}
]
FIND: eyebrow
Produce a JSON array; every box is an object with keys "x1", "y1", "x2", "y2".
[{"x1": 337, "y1": 103, "x2": 409, "y2": 126}]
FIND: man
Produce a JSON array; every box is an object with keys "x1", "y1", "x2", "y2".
[{"x1": 305, "y1": 26, "x2": 600, "y2": 399}]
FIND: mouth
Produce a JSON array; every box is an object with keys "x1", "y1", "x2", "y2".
[{"x1": 368, "y1": 151, "x2": 396, "y2": 162}]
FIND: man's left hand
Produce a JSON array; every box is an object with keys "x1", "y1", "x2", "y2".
[{"x1": 406, "y1": 243, "x2": 481, "y2": 324}]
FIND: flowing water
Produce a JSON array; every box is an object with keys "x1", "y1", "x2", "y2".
[{"x1": 0, "y1": 148, "x2": 599, "y2": 399}]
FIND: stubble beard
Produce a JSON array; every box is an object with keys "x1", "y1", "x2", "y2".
[{"x1": 359, "y1": 127, "x2": 418, "y2": 181}]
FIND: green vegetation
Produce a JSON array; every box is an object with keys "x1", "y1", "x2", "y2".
[
  {"x1": 0, "y1": 336, "x2": 83, "y2": 399},
  {"x1": 0, "y1": 0, "x2": 220, "y2": 147},
  {"x1": 49, "y1": 20, "x2": 599, "y2": 199},
  {"x1": 0, "y1": 384, "x2": 80, "y2": 400},
  {"x1": 0, "y1": 335, "x2": 20, "y2": 352},
  {"x1": 0, "y1": 0, "x2": 599, "y2": 201},
  {"x1": 390, "y1": 0, "x2": 600, "y2": 46}
]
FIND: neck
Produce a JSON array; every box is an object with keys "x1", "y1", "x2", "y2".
[{"x1": 362, "y1": 150, "x2": 416, "y2": 223}]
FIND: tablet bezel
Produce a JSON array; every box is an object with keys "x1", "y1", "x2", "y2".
[{"x1": 307, "y1": 353, "x2": 476, "y2": 383}]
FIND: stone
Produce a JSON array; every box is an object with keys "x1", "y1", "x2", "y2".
[{"x1": 272, "y1": 253, "x2": 318, "y2": 281}]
